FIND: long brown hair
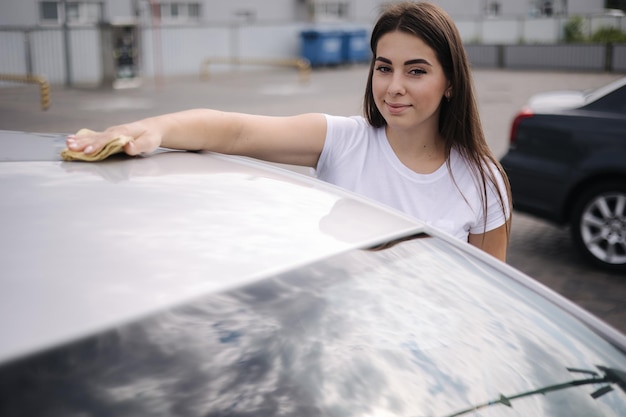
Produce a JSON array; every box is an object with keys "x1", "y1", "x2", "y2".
[{"x1": 363, "y1": 1, "x2": 512, "y2": 241}]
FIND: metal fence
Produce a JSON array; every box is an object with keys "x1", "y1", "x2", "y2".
[
  {"x1": 0, "y1": 27, "x2": 101, "y2": 86},
  {"x1": 465, "y1": 43, "x2": 626, "y2": 72}
]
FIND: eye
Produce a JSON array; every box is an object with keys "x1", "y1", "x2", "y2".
[
  {"x1": 408, "y1": 68, "x2": 427, "y2": 76},
  {"x1": 375, "y1": 65, "x2": 391, "y2": 73}
]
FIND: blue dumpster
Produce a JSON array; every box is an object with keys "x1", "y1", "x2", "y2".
[
  {"x1": 342, "y1": 29, "x2": 369, "y2": 63},
  {"x1": 300, "y1": 29, "x2": 343, "y2": 66}
]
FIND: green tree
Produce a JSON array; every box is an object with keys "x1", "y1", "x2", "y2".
[{"x1": 563, "y1": 16, "x2": 585, "y2": 43}]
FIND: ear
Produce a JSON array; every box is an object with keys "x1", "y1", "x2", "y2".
[{"x1": 444, "y1": 82, "x2": 453, "y2": 100}]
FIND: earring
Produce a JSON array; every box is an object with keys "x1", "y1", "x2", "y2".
[{"x1": 445, "y1": 91, "x2": 451, "y2": 101}]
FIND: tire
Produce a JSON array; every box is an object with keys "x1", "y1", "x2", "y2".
[{"x1": 570, "y1": 181, "x2": 626, "y2": 272}]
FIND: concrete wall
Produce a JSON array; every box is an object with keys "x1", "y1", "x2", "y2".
[
  {"x1": 569, "y1": 0, "x2": 605, "y2": 15},
  {"x1": 0, "y1": 1, "x2": 37, "y2": 26},
  {"x1": 139, "y1": 23, "x2": 306, "y2": 78},
  {"x1": 198, "y1": 0, "x2": 299, "y2": 23}
]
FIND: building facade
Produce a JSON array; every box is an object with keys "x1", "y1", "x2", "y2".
[
  {"x1": 0, "y1": 1, "x2": 611, "y2": 27},
  {"x1": 0, "y1": 0, "x2": 619, "y2": 86}
]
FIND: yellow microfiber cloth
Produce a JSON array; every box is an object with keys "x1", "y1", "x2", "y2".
[{"x1": 61, "y1": 129, "x2": 133, "y2": 162}]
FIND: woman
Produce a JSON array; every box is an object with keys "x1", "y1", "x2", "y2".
[{"x1": 66, "y1": 2, "x2": 512, "y2": 260}]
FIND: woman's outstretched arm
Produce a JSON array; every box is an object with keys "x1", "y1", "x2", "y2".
[{"x1": 65, "y1": 109, "x2": 328, "y2": 168}]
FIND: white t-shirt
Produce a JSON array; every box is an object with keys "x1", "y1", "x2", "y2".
[{"x1": 316, "y1": 115, "x2": 510, "y2": 241}]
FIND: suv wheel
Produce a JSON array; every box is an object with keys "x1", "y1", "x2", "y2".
[{"x1": 571, "y1": 182, "x2": 626, "y2": 271}]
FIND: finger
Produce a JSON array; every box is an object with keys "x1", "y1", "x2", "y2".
[
  {"x1": 66, "y1": 130, "x2": 102, "y2": 154},
  {"x1": 66, "y1": 134, "x2": 94, "y2": 152},
  {"x1": 124, "y1": 140, "x2": 140, "y2": 156},
  {"x1": 66, "y1": 135, "x2": 79, "y2": 149},
  {"x1": 125, "y1": 133, "x2": 157, "y2": 156}
]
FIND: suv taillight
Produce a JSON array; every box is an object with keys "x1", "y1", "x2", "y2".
[{"x1": 509, "y1": 107, "x2": 533, "y2": 145}]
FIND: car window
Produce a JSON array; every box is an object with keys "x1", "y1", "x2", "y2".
[
  {"x1": 1, "y1": 237, "x2": 625, "y2": 417},
  {"x1": 584, "y1": 84, "x2": 626, "y2": 114}
]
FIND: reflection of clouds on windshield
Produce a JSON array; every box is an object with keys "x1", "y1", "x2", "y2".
[
  {"x1": 101, "y1": 239, "x2": 626, "y2": 416},
  {"x1": 2, "y1": 238, "x2": 625, "y2": 416}
]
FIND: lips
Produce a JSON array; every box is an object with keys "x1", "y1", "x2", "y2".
[{"x1": 385, "y1": 101, "x2": 411, "y2": 114}]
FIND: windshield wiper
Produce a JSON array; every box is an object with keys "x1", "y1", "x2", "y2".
[
  {"x1": 443, "y1": 365, "x2": 626, "y2": 417},
  {"x1": 367, "y1": 232, "x2": 430, "y2": 251}
]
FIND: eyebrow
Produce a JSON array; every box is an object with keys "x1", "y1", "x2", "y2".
[{"x1": 376, "y1": 57, "x2": 433, "y2": 66}]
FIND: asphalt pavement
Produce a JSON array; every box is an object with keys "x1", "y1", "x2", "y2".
[{"x1": 1, "y1": 65, "x2": 624, "y2": 333}]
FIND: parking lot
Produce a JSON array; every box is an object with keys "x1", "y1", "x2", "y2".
[{"x1": 1, "y1": 65, "x2": 624, "y2": 332}]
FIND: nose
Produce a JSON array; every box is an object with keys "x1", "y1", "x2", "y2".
[{"x1": 387, "y1": 73, "x2": 406, "y2": 96}]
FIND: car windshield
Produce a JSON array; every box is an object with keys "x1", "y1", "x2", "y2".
[{"x1": 1, "y1": 236, "x2": 625, "y2": 417}]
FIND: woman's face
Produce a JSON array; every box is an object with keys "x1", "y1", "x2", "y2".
[{"x1": 372, "y1": 30, "x2": 450, "y2": 135}]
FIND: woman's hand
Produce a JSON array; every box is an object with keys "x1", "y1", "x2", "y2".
[{"x1": 65, "y1": 122, "x2": 162, "y2": 157}]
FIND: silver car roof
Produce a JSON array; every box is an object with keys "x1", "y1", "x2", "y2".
[{"x1": 0, "y1": 130, "x2": 424, "y2": 364}]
